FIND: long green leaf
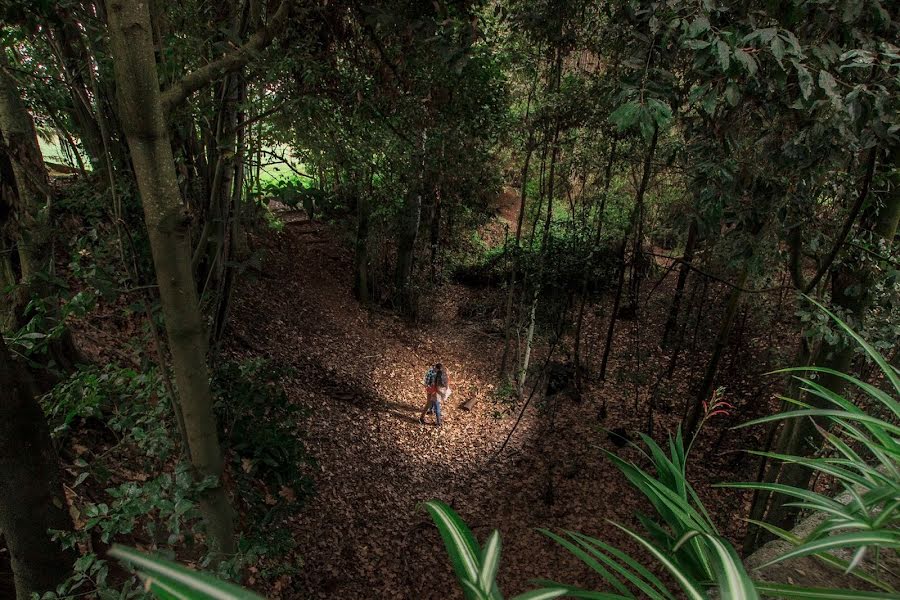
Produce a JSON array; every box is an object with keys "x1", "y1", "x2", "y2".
[
  {"x1": 720, "y1": 483, "x2": 845, "y2": 513},
  {"x1": 526, "y1": 581, "x2": 632, "y2": 599},
  {"x1": 510, "y1": 589, "x2": 569, "y2": 600},
  {"x1": 744, "y1": 520, "x2": 894, "y2": 592},
  {"x1": 754, "y1": 582, "x2": 898, "y2": 599},
  {"x1": 801, "y1": 295, "x2": 900, "y2": 394},
  {"x1": 610, "y1": 523, "x2": 707, "y2": 600},
  {"x1": 757, "y1": 530, "x2": 900, "y2": 569},
  {"x1": 770, "y1": 366, "x2": 899, "y2": 418},
  {"x1": 423, "y1": 500, "x2": 482, "y2": 596},
  {"x1": 480, "y1": 530, "x2": 501, "y2": 594},
  {"x1": 674, "y1": 532, "x2": 758, "y2": 600},
  {"x1": 538, "y1": 529, "x2": 631, "y2": 597},
  {"x1": 736, "y1": 410, "x2": 900, "y2": 437},
  {"x1": 108, "y1": 546, "x2": 264, "y2": 600},
  {"x1": 567, "y1": 531, "x2": 674, "y2": 600}
]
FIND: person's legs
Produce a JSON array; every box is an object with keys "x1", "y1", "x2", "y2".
[
  {"x1": 434, "y1": 391, "x2": 443, "y2": 427},
  {"x1": 419, "y1": 393, "x2": 435, "y2": 423}
]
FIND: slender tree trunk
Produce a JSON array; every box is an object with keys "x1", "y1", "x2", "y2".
[
  {"x1": 684, "y1": 268, "x2": 749, "y2": 436},
  {"x1": 665, "y1": 272, "x2": 699, "y2": 380},
  {"x1": 354, "y1": 173, "x2": 371, "y2": 304},
  {"x1": 0, "y1": 336, "x2": 75, "y2": 600},
  {"x1": 624, "y1": 127, "x2": 659, "y2": 315},
  {"x1": 396, "y1": 184, "x2": 422, "y2": 316},
  {"x1": 48, "y1": 20, "x2": 105, "y2": 169},
  {"x1": 395, "y1": 132, "x2": 426, "y2": 317},
  {"x1": 661, "y1": 217, "x2": 697, "y2": 348},
  {"x1": 105, "y1": 0, "x2": 235, "y2": 554},
  {"x1": 574, "y1": 136, "x2": 618, "y2": 392},
  {"x1": 0, "y1": 59, "x2": 81, "y2": 374},
  {"x1": 599, "y1": 236, "x2": 627, "y2": 383},
  {"x1": 499, "y1": 118, "x2": 537, "y2": 379},
  {"x1": 518, "y1": 80, "x2": 561, "y2": 395},
  {"x1": 430, "y1": 182, "x2": 441, "y2": 283},
  {"x1": 751, "y1": 147, "x2": 900, "y2": 541}
]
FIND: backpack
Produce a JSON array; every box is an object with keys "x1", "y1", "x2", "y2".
[{"x1": 434, "y1": 368, "x2": 447, "y2": 388}]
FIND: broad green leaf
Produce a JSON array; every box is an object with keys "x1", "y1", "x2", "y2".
[
  {"x1": 687, "y1": 16, "x2": 710, "y2": 37},
  {"x1": 725, "y1": 83, "x2": 740, "y2": 106},
  {"x1": 609, "y1": 102, "x2": 641, "y2": 131},
  {"x1": 108, "y1": 546, "x2": 264, "y2": 600},
  {"x1": 794, "y1": 61, "x2": 813, "y2": 99},
  {"x1": 818, "y1": 70, "x2": 839, "y2": 101},
  {"x1": 479, "y1": 530, "x2": 501, "y2": 593},
  {"x1": 734, "y1": 49, "x2": 758, "y2": 75},
  {"x1": 716, "y1": 40, "x2": 731, "y2": 71},
  {"x1": 423, "y1": 500, "x2": 482, "y2": 597}
]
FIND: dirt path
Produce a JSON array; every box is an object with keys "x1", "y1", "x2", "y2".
[{"x1": 227, "y1": 212, "x2": 753, "y2": 598}]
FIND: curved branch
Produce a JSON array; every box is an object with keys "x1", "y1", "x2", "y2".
[
  {"x1": 160, "y1": 0, "x2": 293, "y2": 116},
  {"x1": 803, "y1": 148, "x2": 877, "y2": 294}
]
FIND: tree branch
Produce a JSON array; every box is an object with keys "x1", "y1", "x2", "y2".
[
  {"x1": 160, "y1": 0, "x2": 293, "y2": 116},
  {"x1": 803, "y1": 147, "x2": 877, "y2": 294}
]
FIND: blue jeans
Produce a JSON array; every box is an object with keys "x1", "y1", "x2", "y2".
[{"x1": 428, "y1": 393, "x2": 443, "y2": 426}]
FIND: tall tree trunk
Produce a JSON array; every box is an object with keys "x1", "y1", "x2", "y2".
[
  {"x1": 48, "y1": 20, "x2": 105, "y2": 169},
  {"x1": 105, "y1": 0, "x2": 235, "y2": 554},
  {"x1": 599, "y1": 236, "x2": 627, "y2": 383},
  {"x1": 395, "y1": 184, "x2": 422, "y2": 317},
  {"x1": 751, "y1": 146, "x2": 900, "y2": 542},
  {"x1": 0, "y1": 336, "x2": 75, "y2": 600},
  {"x1": 518, "y1": 87, "x2": 561, "y2": 395},
  {"x1": 0, "y1": 59, "x2": 51, "y2": 283},
  {"x1": 661, "y1": 217, "x2": 697, "y2": 347},
  {"x1": 395, "y1": 133, "x2": 427, "y2": 318},
  {"x1": 0, "y1": 59, "x2": 81, "y2": 374},
  {"x1": 430, "y1": 182, "x2": 441, "y2": 282},
  {"x1": 354, "y1": 173, "x2": 371, "y2": 304},
  {"x1": 624, "y1": 127, "x2": 659, "y2": 316},
  {"x1": 499, "y1": 112, "x2": 537, "y2": 379},
  {"x1": 574, "y1": 135, "x2": 618, "y2": 393}
]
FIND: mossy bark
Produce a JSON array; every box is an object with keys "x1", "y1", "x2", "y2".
[{"x1": 105, "y1": 0, "x2": 235, "y2": 554}]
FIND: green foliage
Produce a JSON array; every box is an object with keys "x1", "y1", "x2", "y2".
[
  {"x1": 212, "y1": 359, "x2": 312, "y2": 494},
  {"x1": 40, "y1": 359, "x2": 312, "y2": 597},
  {"x1": 110, "y1": 545, "x2": 264, "y2": 600},
  {"x1": 428, "y1": 309, "x2": 898, "y2": 599},
  {"x1": 211, "y1": 359, "x2": 313, "y2": 579},
  {"x1": 42, "y1": 365, "x2": 171, "y2": 453},
  {"x1": 726, "y1": 298, "x2": 900, "y2": 585}
]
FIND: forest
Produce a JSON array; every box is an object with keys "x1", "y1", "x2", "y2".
[{"x1": 0, "y1": 0, "x2": 898, "y2": 598}]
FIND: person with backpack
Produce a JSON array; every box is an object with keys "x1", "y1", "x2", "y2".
[{"x1": 419, "y1": 362, "x2": 450, "y2": 427}]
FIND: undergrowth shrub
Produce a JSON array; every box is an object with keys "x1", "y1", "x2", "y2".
[{"x1": 38, "y1": 358, "x2": 312, "y2": 598}]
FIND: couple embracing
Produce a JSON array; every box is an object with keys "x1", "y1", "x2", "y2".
[{"x1": 419, "y1": 362, "x2": 450, "y2": 428}]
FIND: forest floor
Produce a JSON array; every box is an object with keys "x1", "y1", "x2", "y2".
[{"x1": 224, "y1": 206, "x2": 787, "y2": 598}]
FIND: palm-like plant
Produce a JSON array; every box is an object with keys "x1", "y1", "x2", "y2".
[
  {"x1": 427, "y1": 304, "x2": 897, "y2": 600},
  {"x1": 725, "y1": 299, "x2": 899, "y2": 591}
]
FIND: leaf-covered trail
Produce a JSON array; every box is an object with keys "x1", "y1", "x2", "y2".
[{"x1": 226, "y1": 213, "x2": 748, "y2": 598}]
